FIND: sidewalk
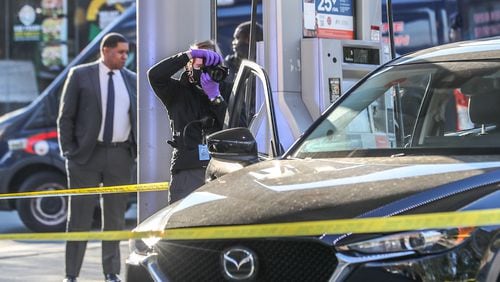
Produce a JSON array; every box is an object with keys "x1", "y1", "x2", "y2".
[
  {"x1": 0, "y1": 240, "x2": 130, "y2": 282},
  {"x1": 0, "y1": 206, "x2": 137, "y2": 281}
]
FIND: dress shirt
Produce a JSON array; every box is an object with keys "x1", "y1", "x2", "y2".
[{"x1": 98, "y1": 61, "x2": 131, "y2": 142}]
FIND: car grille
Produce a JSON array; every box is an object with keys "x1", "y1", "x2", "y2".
[{"x1": 154, "y1": 237, "x2": 337, "y2": 282}]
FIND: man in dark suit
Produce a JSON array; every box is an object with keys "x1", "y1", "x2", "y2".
[{"x1": 57, "y1": 32, "x2": 136, "y2": 282}]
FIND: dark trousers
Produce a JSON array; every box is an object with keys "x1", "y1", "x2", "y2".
[
  {"x1": 65, "y1": 145, "x2": 133, "y2": 277},
  {"x1": 169, "y1": 168, "x2": 205, "y2": 204}
]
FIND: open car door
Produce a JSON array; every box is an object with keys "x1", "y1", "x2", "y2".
[{"x1": 205, "y1": 60, "x2": 283, "y2": 180}]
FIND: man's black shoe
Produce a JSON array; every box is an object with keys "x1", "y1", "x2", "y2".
[
  {"x1": 63, "y1": 276, "x2": 77, "y2": 282},
  {"x1": 104, "y1": 273, "x2": 122, "y2": 282}
]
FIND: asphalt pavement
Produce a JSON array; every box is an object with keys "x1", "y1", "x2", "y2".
[{"x1": 0, "y1": 206, "x2": 138, "y2": 282}]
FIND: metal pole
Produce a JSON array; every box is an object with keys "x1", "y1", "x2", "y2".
[
  {"x1": 386, "y1": 0, "x2": 396, "y2": 59},
  {"x1": 262, "y1": 0, "x2": 313, "y2": 147},
  {"x1": 5, "y1": 0, "x2": 10, "y2": 59},
  {"x1": 248, "y1": 0, "x2": 259, "y2": 61},
  {"x1": 210, "y1": 0, "x2": 217, "y2": 42},
  {"x1": 74, "y1": 0, "x2": 79, "y2": 54},
  {"x1": 137, "y1": 0, "x2": 211, "y2": 222}
]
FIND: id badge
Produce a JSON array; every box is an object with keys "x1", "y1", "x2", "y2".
[{"x1": 198, "y1": 144, "x2": 210, "y2": 161}]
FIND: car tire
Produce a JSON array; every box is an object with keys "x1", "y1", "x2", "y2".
[{"x1": 16, "y1": 172, "x2": 68, "y2": 232}]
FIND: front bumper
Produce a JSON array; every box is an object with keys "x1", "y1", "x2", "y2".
[
  {"x1": 126, "y1": 237, "x2": 337, "y2": 281},
  {"x1": 125, "y1": 229, "x2": 499, "y2": 282}
]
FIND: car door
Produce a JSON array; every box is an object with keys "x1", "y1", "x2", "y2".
[{"x1": 205, "y1": 60, "x2": 282, "y2": 180}]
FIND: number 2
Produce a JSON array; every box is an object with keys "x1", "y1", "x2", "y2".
[{"x1": 317, "y1": 0, "x2": 334, "y2": 13}]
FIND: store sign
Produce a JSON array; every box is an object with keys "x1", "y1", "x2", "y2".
[
  {"x1": 470, "y1": 6, "x2": 500, "y2": 38},
  {"x1": 41, "y1": 0, "x2": 67, "y2": 15},
  {"x1": 86, "y1": 0, "x2": 133, "y2": 39},
  {"x1": 14, "y1": 25, "x2": 42, "y2": 42},
  {"x1": 382, "y1": 21, "x2": 411, "y2": 47},
  {"x1": 40, "y1": 0, "x2": 69, "y2": 71},
  {"x1": 19, "y1": 4, "x2": 37, "y2": 26},
  {"x1": 303, "y1": 0, "x2": 354, "y2": 39},
  {"x1": 14, "y1": 5, "x2": 41, "y2": 42},
  {"x1": 98, "y1": 9, "x2": 121, "y2": 29}
]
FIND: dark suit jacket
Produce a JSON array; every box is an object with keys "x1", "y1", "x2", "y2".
[{"x1": 57, "y1": 60, "x2": 137, "y2": 165}]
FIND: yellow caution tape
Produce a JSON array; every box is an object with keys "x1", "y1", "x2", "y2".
[
  {"x1": 0, "y1": 230, "x2": 163, "y2": 241},
  {"x1": 0, "y1": 208, "x2": 498, "y2": 241},
  {"x1": 0, "y1": 182, "x2": 168, "y2": 200}
]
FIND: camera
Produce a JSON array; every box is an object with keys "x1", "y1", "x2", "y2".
[{"x1": 202, "y1": 65, "x2": 229, "y2": 83}]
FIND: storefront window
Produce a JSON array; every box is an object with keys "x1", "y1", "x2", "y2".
[{"x1": 0, "y1": 0, "x2": 134, "y2": 116}]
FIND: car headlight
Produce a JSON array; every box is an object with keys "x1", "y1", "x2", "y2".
[
  {"x1": 336, "y1": 227, "x2": 475, "y2": 255},
  {"x1": 128, "y1": 192, "x2": 227, "y2": 256},
  {"x1": 129, "y1": 206, "x2": 174, "y2": 255},
  {"x1": 129, "y1": 238, "x2": 151, "y2": 256}
]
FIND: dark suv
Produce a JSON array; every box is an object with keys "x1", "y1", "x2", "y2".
[{"x1": 126, "y1": 37, "x2": 500, "y2": 281}]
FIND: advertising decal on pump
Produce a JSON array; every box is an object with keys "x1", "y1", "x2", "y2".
[{"x1": 315, "y1": 0, "x2": 354, "y2": 39}]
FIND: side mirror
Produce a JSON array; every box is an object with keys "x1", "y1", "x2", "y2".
[{"x1": 206, "y1": 127, "x2": 258, "y2": 162}]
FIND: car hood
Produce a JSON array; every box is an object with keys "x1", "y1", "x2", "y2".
[{"x1": 146, "y1": 155, "x2": 500, "y2": 230}]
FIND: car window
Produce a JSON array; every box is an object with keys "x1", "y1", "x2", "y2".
[
  {"x1": 292, "y1": 61, "x2": 500, "y2": 158},
  {"x1": 383, "y1": 8, "x2": 439, "y2": 54},
  {"x1": 224, "y1": 60, "x2": 281, "y2": 158}
]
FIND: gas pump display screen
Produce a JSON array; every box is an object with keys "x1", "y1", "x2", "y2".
[{"x1": 343, "y1": 47, "x2": 380, "y2": 65}]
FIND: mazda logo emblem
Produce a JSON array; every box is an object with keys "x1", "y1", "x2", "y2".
[{"x1": 221, "y1": 247, "x2": 258, "y2": 280}]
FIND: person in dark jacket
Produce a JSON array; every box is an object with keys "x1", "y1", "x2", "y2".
[
  {"x1": 148, "y1": 40, "x2": 231, "y2": 204},
  {"x1": 224, "y1": 21, "x2": 263, "y2": 82}
]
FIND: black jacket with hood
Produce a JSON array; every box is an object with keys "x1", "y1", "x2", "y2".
[{"x1": 148, "y1": 52, "x2": 231, "y2": 173}]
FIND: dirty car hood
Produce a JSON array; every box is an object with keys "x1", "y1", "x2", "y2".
[{"x1": 152, "y1": 155, "x2": 500, "y2": 229}]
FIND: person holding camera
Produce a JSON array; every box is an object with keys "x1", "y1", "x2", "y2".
[{"x1": 148, "y1": 40, "x2": 231, "y2": 204}]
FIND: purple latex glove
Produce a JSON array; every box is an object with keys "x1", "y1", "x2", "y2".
[
  {"x1": 190, "y1": 48, "x2": 223, "y2": 67},
  {"x1": 200, "y1": 72, "x2": 220, "y2": 100}
]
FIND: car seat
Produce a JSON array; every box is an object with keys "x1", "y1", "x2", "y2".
[{"x1": 468, "y1": 92, "x2": 500, "y2": 133}]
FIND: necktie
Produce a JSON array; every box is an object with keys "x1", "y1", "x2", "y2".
[{"x1": 103, "y1": 71, "x2": 115, "y2": 143}]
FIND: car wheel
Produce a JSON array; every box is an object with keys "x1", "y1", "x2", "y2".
[{"x1": 16, "y1": 172, "x2": 68, "y2": 232}]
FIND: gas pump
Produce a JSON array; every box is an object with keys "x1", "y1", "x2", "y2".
[
  {"x1": 300, "y1": 0, "x2": 385, "y2": 119},
  {"x1": 259, "y1": 0, "x2": 387, "y2": 149},
  {"x1": 301, "y1": 38, "x2": 382, "y2": 119}
]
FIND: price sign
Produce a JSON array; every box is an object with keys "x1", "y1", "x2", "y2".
[{"x1": 314, "y1": 0, "x2": 354, "y2": 39}]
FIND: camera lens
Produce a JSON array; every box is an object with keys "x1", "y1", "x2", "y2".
[
  {"x1": 211, "y1": 69, "x2": 225, "y2": 82},
  {"x1": 202, "y1": 65, "x2": 229, "y2": 83}
]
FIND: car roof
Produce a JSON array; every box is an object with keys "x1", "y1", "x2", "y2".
[{"x1": 389, "y1": 36, "x2": 500, "y2": 65}]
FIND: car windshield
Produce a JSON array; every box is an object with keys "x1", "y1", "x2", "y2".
[{"x1": 292, "y1": 61, "x2": 500, "y2": 159}]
